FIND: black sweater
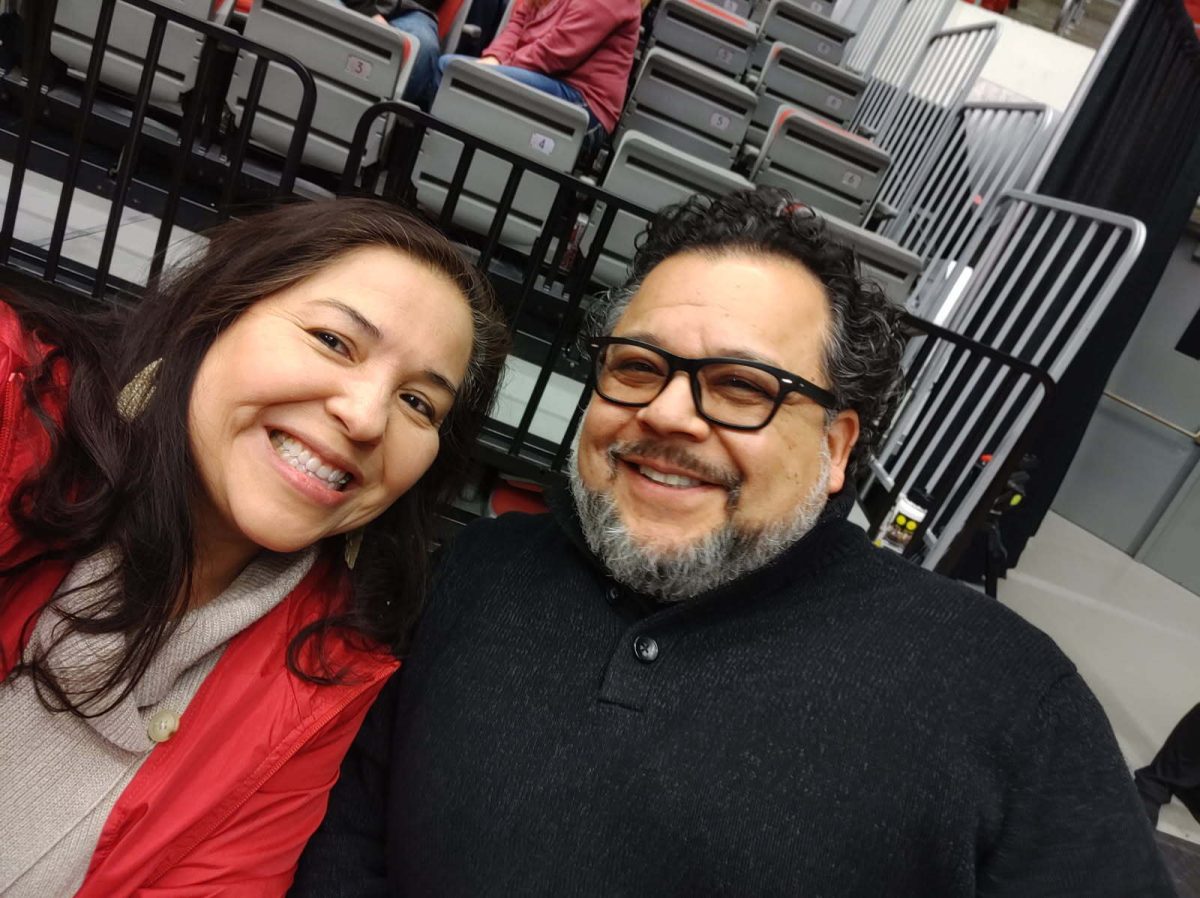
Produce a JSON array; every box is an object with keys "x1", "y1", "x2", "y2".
[{"x1": 292, "y1": 490, "x2": 1173, "y2": 897}]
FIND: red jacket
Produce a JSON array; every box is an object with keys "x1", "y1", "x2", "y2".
[
  {"x1": 483, "y1": 0, "x2": 642, "y2": 134},
  {"x1": 0, "y1": 302, "x2": 399, "y2": 897}
]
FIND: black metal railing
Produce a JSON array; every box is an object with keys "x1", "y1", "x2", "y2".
[{"x1": 0, "y1": 0, "x2": 315, "y2": 298}]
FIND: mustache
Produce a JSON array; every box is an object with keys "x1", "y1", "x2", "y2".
[{"x1": 607, "y1": 441, "x2": 742, "y2": 493}]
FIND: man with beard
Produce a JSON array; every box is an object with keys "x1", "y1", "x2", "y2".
[{"x1": 291, "y1": 189, "x2": 1171, "y2": 897}]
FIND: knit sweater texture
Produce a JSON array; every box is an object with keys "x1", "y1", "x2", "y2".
[
  {"x1": 293, "y1": 487, "x2": 1173, "y2": 897},
  {"x1": 0, "y1": 546, "x2": 316, "y2": 896}
]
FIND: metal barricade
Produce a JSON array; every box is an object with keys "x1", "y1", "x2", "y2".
[
  {"x1": 893, "y1": 102, "x2": 1053, "y2": 315},
  {"x1": 869, "y1": 24, "x2": 998, "y2": 225},
  {"x1": 0, "y1": 0, "x2": 315, "y2": 300},
  {"x1": 864, "y1": 191, "x2": 1145, "y2": 571},
  {"x1": 851, "y1": 0, "x2": 954, "y2": 137}
]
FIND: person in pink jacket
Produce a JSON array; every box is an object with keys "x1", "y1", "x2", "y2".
[
  {"x1": 0, "y1": 198, "x2": 507, "y2": 896},
  {"x1": 434, "y1": 0, "x2": 643, "y2": 154}
]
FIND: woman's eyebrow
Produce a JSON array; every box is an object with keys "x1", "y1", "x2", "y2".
[
  {"x1": 425, "y1": 369, "x2": 459, "y2": 398},
  {"x1": 311, "y1": 298, "x2": 383, "y2": 340}
]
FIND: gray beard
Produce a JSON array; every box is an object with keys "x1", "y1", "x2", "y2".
[{"x1": 567, "y1": 442, "x2": 831, "y2": 603}]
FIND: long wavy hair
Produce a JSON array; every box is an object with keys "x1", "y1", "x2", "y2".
[{"x1": 1, "y1": 197, "x2": 509, "y2": 717}]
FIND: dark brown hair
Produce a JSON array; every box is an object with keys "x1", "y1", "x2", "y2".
[{"x1": 2, "y1": 197, "x2": 509, "y2": 716}]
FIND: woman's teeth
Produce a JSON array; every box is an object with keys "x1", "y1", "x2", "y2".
[
  {"x1": 271, "y1": 431, "x2": 352, "y2": 490},
  {"x1": 638, "y1": 465, "x2": 701, "y2": 488}
]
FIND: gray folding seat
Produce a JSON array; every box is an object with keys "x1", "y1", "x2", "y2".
[
  {"x1": 413, "y1": 58, "x2": 589, "y2": 253},
  {"x1": 750, "y1": 106, "x2": 890, "y2": 226},
  {"x1": 583, "y1": 131, "x2": 753, "y2": 287},
  {"x1": 228, "y1": 0, "x2": 416, "y2": 173},
  {"x1": 747, "y1": 41, "x2": 867, "y2": 147},
  {"x1": 50, "y1": 0, "x2": 235, "y2": 110},
  {"x1": 648, "y1": 0, "x2": 759, "y2": 79},
  {"x1": 751, "y1": 0, "x2": 854, "y2": 71},
  {"x1": 619, "y1": 48, "x2": 757, "y2": 168},
  {"x1": 822, "y1": 215, "x2": 922, "y2": 305}
]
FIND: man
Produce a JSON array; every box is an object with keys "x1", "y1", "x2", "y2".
[
  {"x1": 339, "y1": 0, "x2": 443, "y2": 108},
  {"x1": 292, "y1": 189, "x2": 1172, "y2": 896}
]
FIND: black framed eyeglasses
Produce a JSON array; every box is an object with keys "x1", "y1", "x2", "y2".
[{"x1": 586, "y1": 337, "x2": 839, "y2": 431}]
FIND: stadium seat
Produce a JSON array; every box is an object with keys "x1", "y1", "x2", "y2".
[
  {"x1": 50, "y1": 0, "x2": 233, "y2": 110},
  {"x1": 413, "y1": 58, "x2": 589, "y2": 252},
  {"x1": 228, "y1": 0, "x2": 416, "y2": 173},
  {"x1": 582, "y1": 130, "x2": 753, "y2": 286},
  {"x1": 747, "y1": 41, "x2": 867, "y2": 146},
  {"x1": 821, "y1": 214, "x2": 922, "y2": 305},
  {"x1": 648, "y1": 0, "x2": 758, "y2": 79},
  {"x1": 751, "y1": 0, "x2": 855, "y2": 71},
  {"x1": 618, "y1": 48, "x2": 757, "y2": 167},
  {"x1": 750, "y1": 105, "x2": 891, "y2": 226}
]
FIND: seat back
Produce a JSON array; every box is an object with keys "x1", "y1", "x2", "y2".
[
  {"x1": 229, "y1": 0, "x2": 415, "y2": 173},
  {"x1": 584, "y1": 131, "x2": 753, "y2": 286},
  {"x1": 439, "y1": 0, "x2": 474, "y2": 53},
  {"x1": 822, "y1": 214, "x2": 922, "y2": 305},
  {"x1": 51, "y1": 0, "x2": 219, "y2": 109},
  {"x1": 649, "y1": 0, "x2": 758, "y2": 79},
  {"x1": 413, "y1": 59, "x2": 588, "y2": 252},
  {"x1": 750, "y1": 105, "x2": 891, "y2": 225},
  {"x1": 619, "y1": 48, "x2": 757, "y2": 167},
  {"x1": 748, "y1": 41, "x2": 867, "y2": 146},
  {"x1": 751, "y1": 0, "x2": 854, "y2": 72}
]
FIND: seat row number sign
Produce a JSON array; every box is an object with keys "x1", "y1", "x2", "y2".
[
  {"x1": 716, "y1": 47, "x2": 734, "y2": 65},
  {"x1": 530, "y1": 133, "x2": 556, "y2": 155},
  {"x1": 346, "y1": 56, "x2": 373, "y2": 79},
  {"x1": 709, "y1": 112, "x2": 731, "y2": 131}
]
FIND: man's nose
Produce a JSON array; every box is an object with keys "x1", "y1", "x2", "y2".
[{"x1": 635, "y1": 371, "x2": 711, "y2": 439}]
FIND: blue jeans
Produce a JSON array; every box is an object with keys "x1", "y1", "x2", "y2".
[
  {"x1": 435, "y1": 54, "x2": 606, "y2": 157},
  {"x1": 389, "y1": 10, "x2": 441, "y2": 109}
]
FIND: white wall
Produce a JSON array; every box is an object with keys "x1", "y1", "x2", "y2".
[{"x1": 947, "y1": 5, "x2": 1095, "y2": 111}]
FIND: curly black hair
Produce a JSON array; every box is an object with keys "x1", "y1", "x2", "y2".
[{"x1": 600, "y1": 187, "x2": 906, "y2": 480}]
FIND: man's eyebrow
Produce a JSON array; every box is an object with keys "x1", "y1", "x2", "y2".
[
  {"x1": 619, "y1": 330, "x2": 780, "y2": 367},
  {"x1": 311, "y1": 299, "x2": 383, "y2": 340}
]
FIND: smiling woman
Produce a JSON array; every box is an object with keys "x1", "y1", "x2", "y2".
[{"x1": 0, "y1": 198, "x2": 508, "y2": 896}]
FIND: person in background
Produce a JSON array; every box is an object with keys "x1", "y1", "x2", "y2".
[
  {"x1": 434, "y1": 0, "x2": 643, "y2": 156},
  {"x1": 291, "y1": 188, "x2": 1171, "y2": 896},
  {"x1": 1137, "y1": 702, "x2": 1200, "y2": 826},
  {"x1": 0, "y1": 198, "x2": 507, "y2": 896},
  {"x1": 339, "y1": 0, "x2": 445, "y2": 108}
]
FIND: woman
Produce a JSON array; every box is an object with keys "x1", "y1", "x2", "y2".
[
  {"x1": 0, "y1": 198, "x2": 508, "y2": 896},
  {"x1": 435, "y1": 0, "x2": 643, "y2": 154}
]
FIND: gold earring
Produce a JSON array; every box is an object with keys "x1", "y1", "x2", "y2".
[
  {"x1": 344, "y1": 529, "x2": 364, "y2": 570},
  {"x1": 116, "y1": 358, "x2": 163, "y2": 422}
]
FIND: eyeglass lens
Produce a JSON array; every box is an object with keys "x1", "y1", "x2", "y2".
[{"x1": 596, "y1": 342, "x2": 782, "y2": 428}]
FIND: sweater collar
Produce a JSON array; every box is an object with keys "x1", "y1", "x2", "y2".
[{"x1": 544, "y1": 475, "x2": 866, "y2": 612}]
